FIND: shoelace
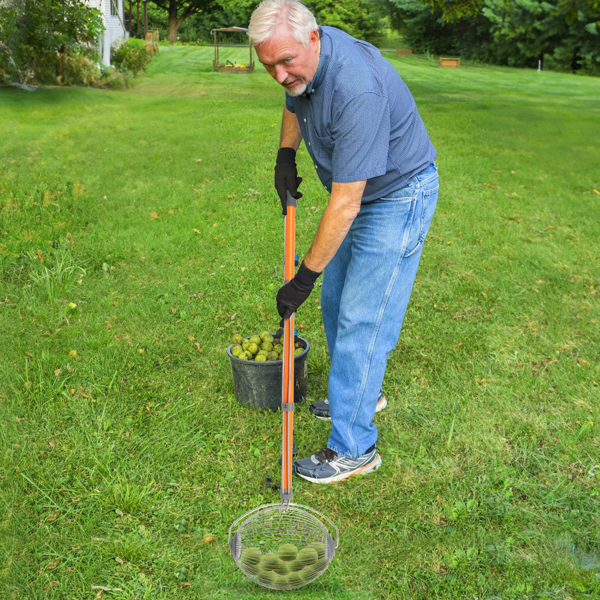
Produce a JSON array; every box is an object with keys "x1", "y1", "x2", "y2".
[{"x1": 314, "y1": 448, "x2": 338, "y2": 463}]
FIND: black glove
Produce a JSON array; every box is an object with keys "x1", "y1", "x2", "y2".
[
  {"x1": 276, "y1": 261, "x2": 321, "y2": 325},
  {"x1": 274, "y1": 148, "x2": 303, "y2": 216}
]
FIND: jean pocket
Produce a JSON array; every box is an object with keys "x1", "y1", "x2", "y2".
[
  {"x1": 378, "y1": 181, "x2": 417, "y2": 202},
  {"x1": 404, "y1": 184, "x2": 438, "y2": 257}
]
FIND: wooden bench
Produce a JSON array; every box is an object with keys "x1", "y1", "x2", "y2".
[
  {"x1": 396, "y1": 49, "x2": 413, "y2": 56},
  {"x1": 439, "y1": 57, "x2": 460, "y2": 68}
]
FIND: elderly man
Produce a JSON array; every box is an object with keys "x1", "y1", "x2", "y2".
[{"x1": 248, "y1": 0, "x2": 438, "y2": 484}]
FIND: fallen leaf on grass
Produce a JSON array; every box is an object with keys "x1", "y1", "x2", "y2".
[
  {"x1": 594, "y1": 189, "x2": 600, "y2": 195},
  {"x1": 194, "y1": 343, "x2": 203, "y2": 353},
  {"x1": 53, "y1": 369, "x2": 62, "y2": 377},
  {"x1": 204, "y1": 535, "x2": 215, "y2": 543},
  {"x1": 149, "y1": 212, "x2": 159, "y2": 220},
  {"x1": 37, "y1": 249, "x2": 43, "y2": 261},
  {"x1": 492, "y1": 169, "x2": 502, "y2": 173},
  {"x1": 43, "y1": 581, "x2": 58, "y2": 590},
  {"x1": 67, "y1": 232, "x2": 75, "y2": 246},
  {"x1": 46, "y1": 558, "x2": 60, "y2": 570}
]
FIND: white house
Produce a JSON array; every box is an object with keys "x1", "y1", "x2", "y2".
[{"x1": 85, "y1": 0, "x2": 128, "y2": 66}]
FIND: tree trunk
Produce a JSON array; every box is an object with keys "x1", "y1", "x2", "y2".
[
  {"x1": 167, "y1": 1, "x2": 194, "y2": 44},
  {"x1": 167, "y1": 0, "x2": 179, "y2": 44}
]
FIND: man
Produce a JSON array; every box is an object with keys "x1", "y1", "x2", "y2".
[{"x1": 248, "y1": 0, "x2": 438, "y2": 484}]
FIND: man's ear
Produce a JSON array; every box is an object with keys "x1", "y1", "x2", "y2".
[{"x1": 310, "y1": 29, "x2": 319, "y2": 45}]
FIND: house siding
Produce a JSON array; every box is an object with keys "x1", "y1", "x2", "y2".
[{"x1": 85, "y1": 0, "x2": 128, "y2": 65}]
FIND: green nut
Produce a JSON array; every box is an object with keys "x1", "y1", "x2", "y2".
[
  {"x1": 274, "y1": 559, "x2": 290, "y2": 575},
  {"x1": 286, "y1": 570, "x2": 303, "y2": 586},
  {"x1": 242, "y1": 339, "x2": 250, "y2": 351},
  {"x1": 297, "y1": 547, "x2": 318, "y2": 566},
  {"x1": 248, "y1": 342, "x2": 259, "y2": 355},
  {"x1": 260, "y1": 552, "x2": 279, "y2": 571},
  {"x1": 230, "y1": 344, "x2": 242, "y2": 357},
  {"x1": 232, "y1": 334, "x2": 243, "y2": 345},
  {"x1": 273, "y1": 573, "x2": 290, "y2": 589},
  {"x1": 268, "y1": 351, "x2": 279, "y2": 361},
  {"x1": 288, "y1": 558, "x2": 304, "y2": 572},
  {"x1": 260, "y1": 341, "x2": 273, "y2": 352},
  {"x1": 278, "y1": 543, "x2": 298, "y2": 561},
  {"x1": 240, "y1": 548, "x2": 262, "y2": 566},
  {"x1": 255, "y1": 354, "x2": 267, "y2": 362},
  {"x1": 257, "y1": 569, "x2": 277, "y2": 585},
  {"x1": 308, "y1": 541, "x2": 326, "y2": 560},
  {"x1": 249, "y1": 335, "x2": 261, "y2": 345}
]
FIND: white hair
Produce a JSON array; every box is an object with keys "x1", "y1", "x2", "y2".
[{"x1": 248, "y1": 0, "x2": 318, "y2": 47}]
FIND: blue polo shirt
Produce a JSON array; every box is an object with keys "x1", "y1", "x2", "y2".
[{"x1": 285, "y1": 26, "x2": 436, "y2": 202}]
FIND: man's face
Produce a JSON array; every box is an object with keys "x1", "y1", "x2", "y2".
[{"x1": 255, "y1": 28, "x2": 320, "y2": 97}]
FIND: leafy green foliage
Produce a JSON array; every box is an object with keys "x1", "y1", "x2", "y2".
[
  {"x1": 386, "y1": 0, "x2": 600, "y2": 74},
  {"x1": 112, "y1": 39, "x2": 152, "y2": 75},
  {"x1": 146, "y1": 0, "x2": 385, "y2": 46},
  {"x1": 0, "y1": 0, "x2": 103, "y2": 84}
]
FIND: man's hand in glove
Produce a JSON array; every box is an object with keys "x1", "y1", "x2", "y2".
[
  {"x1": 276, "y1": 261, "x2": 321, "y2": 325},
  {"x1": 274, "y1": 147, "x2": 303, "y2": 216}
]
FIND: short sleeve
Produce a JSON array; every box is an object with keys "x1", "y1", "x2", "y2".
[
  {"x1": 285, "y1": 93, "x2": 296, "y2": 113},
  {"x1": 331, "y1": 92, "x2": 390, "y2": 183}
]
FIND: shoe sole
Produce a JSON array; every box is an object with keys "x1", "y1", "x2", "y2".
[
  {"x1": 311, "y1": 397, "x2": 388, "y2": 421},
  {"x1": 295, "y1": 454, "x2": 382, "y2": 485}
]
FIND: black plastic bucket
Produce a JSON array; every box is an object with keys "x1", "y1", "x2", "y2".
[{"x1": 227, "y1": 336, "x2": 310, "y2": 412}]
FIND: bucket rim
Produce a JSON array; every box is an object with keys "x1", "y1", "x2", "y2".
[{"x1": 227, "y1": 334, "x2": 310, "y2": 365}]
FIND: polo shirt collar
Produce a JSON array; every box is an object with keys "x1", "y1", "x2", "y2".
[{"x1": 304, "y1": 27, "x2": 330, "y2": 97}]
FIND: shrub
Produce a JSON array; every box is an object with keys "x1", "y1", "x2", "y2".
[
  {"x1": 61, "y1": 52, "x2": 102, "y2": 86},
  {"x1": 111, "y1": 39, "x2": 150, "y2": 75}
]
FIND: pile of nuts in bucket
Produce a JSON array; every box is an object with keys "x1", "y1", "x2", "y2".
[{"x1": 230, "y1": 329, "x2": 305, "y2": 362}]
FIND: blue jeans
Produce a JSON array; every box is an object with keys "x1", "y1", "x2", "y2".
[{"x1": 322, "y1": 162, "x2": 439, "y2": 458}]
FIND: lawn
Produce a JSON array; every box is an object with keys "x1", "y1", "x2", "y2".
[{"x1": 0, "y1": 45, "x2": 599, "y2": 600}]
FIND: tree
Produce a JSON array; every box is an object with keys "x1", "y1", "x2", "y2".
[
  {"x1": 150, "y1": 0, "x2": 221, "y2": 43},
  {"x1": 307, "y1": 0, "x2": 386, "y2": 44},
  {"x1": 0, "y1": 0, "x2": 103, "y2": 84},
  {"x1": 385, "y1": 0, "x2": 600, "y2": 74}
]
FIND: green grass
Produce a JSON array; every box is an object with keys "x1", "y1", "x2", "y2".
[{"x1": 1, "y1": 46, "x2": 599, "y2": 599}]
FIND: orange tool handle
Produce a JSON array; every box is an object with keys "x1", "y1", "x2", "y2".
[{"x1": 281, "y1": 192, "x2": 296, "y2": 505}]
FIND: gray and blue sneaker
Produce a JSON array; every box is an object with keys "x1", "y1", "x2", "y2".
[
  {"x1": 309, "y1": 391, "x2": 387, "y2": 420},
  {"x1": 294, "y1": 445, "x2": 382, "y2": 484}
]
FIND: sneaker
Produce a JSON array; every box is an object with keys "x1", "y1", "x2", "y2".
[
  {"x1": 309, "y1": 391, "x2": 387, "y2": 420},
  {"x1": 293, "y1": 445, "x2": 382, "y2": 484}
]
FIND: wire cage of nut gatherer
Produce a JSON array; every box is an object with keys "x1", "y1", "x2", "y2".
[
  {"x1": 228, "y1": 192, "x2": 339, "y2": 590},
  {"x1": 229, "y1": 503, "x2": 339, "y2": 590}
]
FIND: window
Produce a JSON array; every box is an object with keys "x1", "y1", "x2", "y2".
[{"x1": 110, "y1": 0, "x2": 118, "y2": 16}]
